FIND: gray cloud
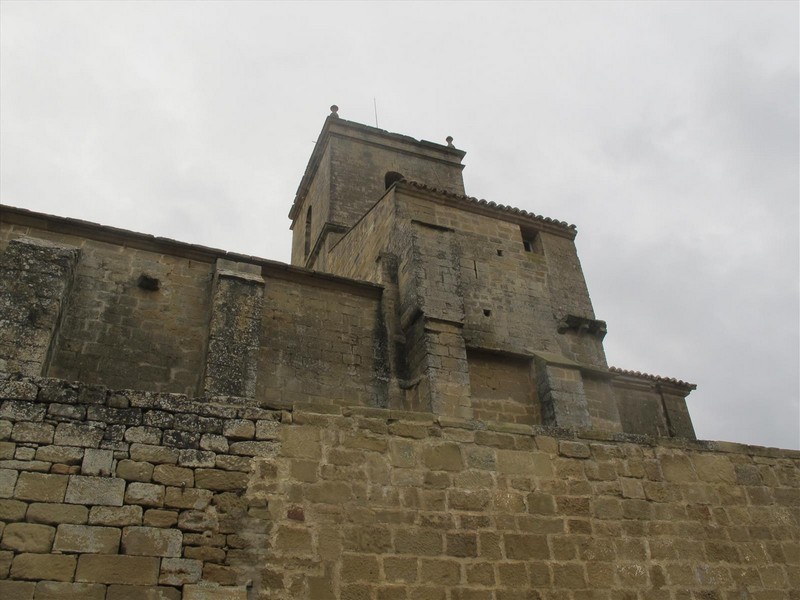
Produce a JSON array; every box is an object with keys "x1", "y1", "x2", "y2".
[{"x1": 1, "y1": 1, "x2": 797, "y2": 448}]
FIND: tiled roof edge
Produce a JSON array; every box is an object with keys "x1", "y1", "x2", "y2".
[
  {"x1": 609, "y1": 366, "x2": 697, "y2": 390},
  {"x1": 397, "y1": 180, "x2": 577, "y2": 234}
]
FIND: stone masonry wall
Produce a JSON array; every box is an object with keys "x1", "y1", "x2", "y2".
[
  {"x1": 0, "y1": 223, "x2": 214, "y2": 396},
  {"x1": 2, "y1": 374, "x2": 797, "y2": 600}
]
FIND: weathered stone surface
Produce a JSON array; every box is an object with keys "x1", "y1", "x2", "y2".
[
  {"x1": 33, "y1": 581, "x2": 106, "y2": 600},
  {"x1": 26, "y1": 502, "x2": 88, "y2": 525},
  {"x1": 0, "y1": 468, "x2": 17, "y2": 498},
  {"x1": 54, "y1": 423, "x2": 104, "y2": 448},
  {"x1": 88, "y1": 505, "x2": 143, "y2": 527},
  {"x1": 54, "y1": 524, "x2": 121, "y2": 553},
  {"x1": 75, "y1": 554, "x2": 159, "y2": 585},
  {"x1": 81, "y1": 448, "x2": 114, "y2": 476},
  {"x1": 65, "y1": 475, "x2": 125, "y2": 506},
  {"x1": 10, "y1": 553, "x2": 77, "y2": 581},
  {"x1": 159, "y1": 557, "x2": 203, "y2": 585},
  {"x1": 106, "y1": 584, "x2": 181, "y2": 600},
  {"x1": 116, "y1": 459, "x2": 155, "y2": 482},
  {"x1": 1, "y1": 522, "x2": 55, "y2": 552},
  {"x1": 0, "y1": 580, "x2": 35, "y2": 600},
  {"x1": 194, "y1": 469, "x2": 248, "y2": 491},
  {"x1": 183, "y1": 584, "x2": 249, "y2": 600},
  {"x1": 164, "y1": 487, "x2": 213, "y2": 510},
  {"x1": 124, "y1": 482, "x2": 165, "y2": 507},
  {"x1": 121, "y1": 525, "x2": 182, "y2": 557},
  {"x1": 14, "y1": 472, "x2": 68, "y2": 502}
]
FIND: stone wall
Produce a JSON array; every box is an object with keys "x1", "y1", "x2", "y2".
[{"x1": 1, "y1": 374, "x2": 797, "y2": 599}]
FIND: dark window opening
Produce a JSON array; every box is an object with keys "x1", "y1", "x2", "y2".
[
  {"x1": 385, "y1": 171, "x2": 404, "y2": 189},
  {"x1": 304, "y1": 206, "x2": 313, "y2": 258},
  {"x1": 483, "y1": 309, "x2": 492, "y2": 317},
  {"x1": 521, "y1": 228, "x2": 542, "y2": 254},
  {"x1": 496, "y1": 249, "x2": 503, "y2": 256}
]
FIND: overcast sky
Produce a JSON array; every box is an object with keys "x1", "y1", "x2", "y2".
[{"x1": 1, "y1": 1, "x2": 797, "y2": 449}]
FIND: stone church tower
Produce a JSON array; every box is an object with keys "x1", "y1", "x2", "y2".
[
  {"x1": 287, "y1": 106, "x2": 695, "y2": 437},
  {"x1": 0, "y1": 109, "x2": 795, "y2": 600}
]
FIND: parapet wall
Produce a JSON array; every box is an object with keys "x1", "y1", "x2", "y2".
[{"x1": 1, "y1": 374, "x2": 797, "y2": 599}]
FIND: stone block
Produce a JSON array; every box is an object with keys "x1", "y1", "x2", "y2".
[
  {"x1": 0, "y1": 498, "x2": 28, "y2": 520},
  {"x1": 159, "y1": 557, "x2": 203, "y2": 585},
  {"x1": 558, "y1": 440, "x2": 591, "y2": 458},
  {"x1": 125, "y1": 482, "x2": 165, "y2": 507},
  {"x1": 0, "y1": 400, "x2": 46, "y2": 422},
  {"x1": 165, "y1": 487, "x2": 213, "y2": 510},
  {"x1": 222, "y1": 419, "x2": 255, "y2": 440},
  {"x1": 35, "y1": 445, "x2": 85, "y2": 465},
  {"x1": 195, "y1": 468, "x2": 249, "y2": 491},
  {"x1": 81, "y1": 448, "x2": 114, "y2": 476},
  {"x1": 0, "y1": 440, "x2": 14, "y2": 458},
  {"x1": 200, "y1": 434, "x2": 229, "y2": 453},
  {"x1": 143, "y1": 508, "x2": 179, "y2": 528},
  {"x1": 105, "y1": 584, "x2": 181, "y2": 600},
  {"x1": 15, "y1": 472, "x2": 68, "y2": 502},
  {"x1": 177, "y1": 509, "x2": 219, "y2": 532},
  {"x1": 178, "y1": 449, "x2": 216, "y2": 468},
  {"x1": 281, "y1": 426, "x2": 321, "y2": 458},
  {"x1": 11, "y1": 421, "x2": 54, "y2": 443},
  {"x1": 422, "y1": 443, "x2": 463, "y2": 471},
  {"x1": 1, "y1": 522, "x2": 55, "y2": 552},
  {"x1": 255, "y1": 419, "x2": 280, "y2": 440},
  {"x1": 75, "y1": 554, "x2": 160, "y2": 585},
  {"x1": 65, "y1": 475, "x2": 125, "y2": 506},
  {"x1": 116, "y1": 459, "x2": 155, "y2": 482},
  {"x1": 420, "y1": 558, "x2": 460, "y2": 586},
  {"x1": 0, "y1": 468, "x2": 17, "y2": 497},
  {"x1": 122, "y1": 525, "x2": 182, "y2": 557},
  {"x1": 34, "y1": 582, "x2": 106, "y2": 600},
  {"x1": 54, "y1": 423, "x2": 105, "y2": 447},
  {"x1": 26, "y1": 502, "x2": 89, "y2": 525},
  {"x1": 153, "y1": 464, "x2": 194, "y2": 487},
  {"x1": 496, "y1": 449, "x2": 553, "y2": 477},
  {"x1": 182, "y1": 585, "x2": 249, "y2": 600},
  {"x1": 0, "y1": 580, "x2": 35, "y2": 600},
  {"x1": 10, "y1": 553, "x2": 77, "y2": 581},
  {"x1": 87, "y1": 506, "x2": 142, "y2": 528},
  {"x1": 129, "y1": 443, "x2": 179, "y2": 464},
  {"x1": 124, "y1": 426, "x2": 163, "y2": 445},
  {"x1": 54, "y1": 524, "x2": 121, "y2": 553},
  {"x1": 228, "y1": 440, "x2": 276, "y2": 457},
  {"x1": 0, "y1": 380, "x2": 39, "y2": 401}
]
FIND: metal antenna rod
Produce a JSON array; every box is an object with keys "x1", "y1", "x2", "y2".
[{"x1": 374, "y1": 97, "x2": 379, "y2": 127}]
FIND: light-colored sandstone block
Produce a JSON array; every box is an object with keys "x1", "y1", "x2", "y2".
[
  {"x1": 14, "y1": 472, "x2": 68, "y2": 502},
  {"x1": 124, "y1": 482, "x2": 165, "y2": 507},
  {"x1": 105, "y1": 584, "x2": 182, "y2": 600},
  {"x1": 34, "y1": 581, "x2": 106, "y2": 600},
  {"x1": 26, "y1": 502, "x2": 89, "y2": 525},
  {"x1": 10, "y1": 553, "x2": 77, "y2": 581},
  {"x1": 0, "y1": 468, "x2": 17, "y2": 498},
  {"x1": 88, "y1": 505, "x2": 142, "y2": 526},
  {"x1": 183, "y1": 584, "x2": 249, "y2": 600},
  {"x1": 75, "y1": 554, "x2": 159, "y2": 585},
  {"x1": 65, "y1": 475, "x2": 125, "y2": 506},
  {"x1": 54, "y1": 524, "x2": 121, "y2": 553},
  {"x1": 1, "y1": 522, "x2": 55, "y2": 552},
  {"x1": 122, "y1": 525, "x2": 182, "y2": 557},
  {"x1": 81, "y1": 448, "x2": 114, "y2": 476},
  {"x1": 159, "y1": 557, "x2": 203, "y2": 585}
]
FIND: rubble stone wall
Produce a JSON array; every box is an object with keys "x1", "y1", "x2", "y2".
[{"x1": 1, "y1": 375, "x2": 797, "y2": 600}]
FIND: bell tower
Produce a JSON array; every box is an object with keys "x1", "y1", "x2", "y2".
[{"x1": 288, "y1": 106, "x2": 467, "y2": 270}]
